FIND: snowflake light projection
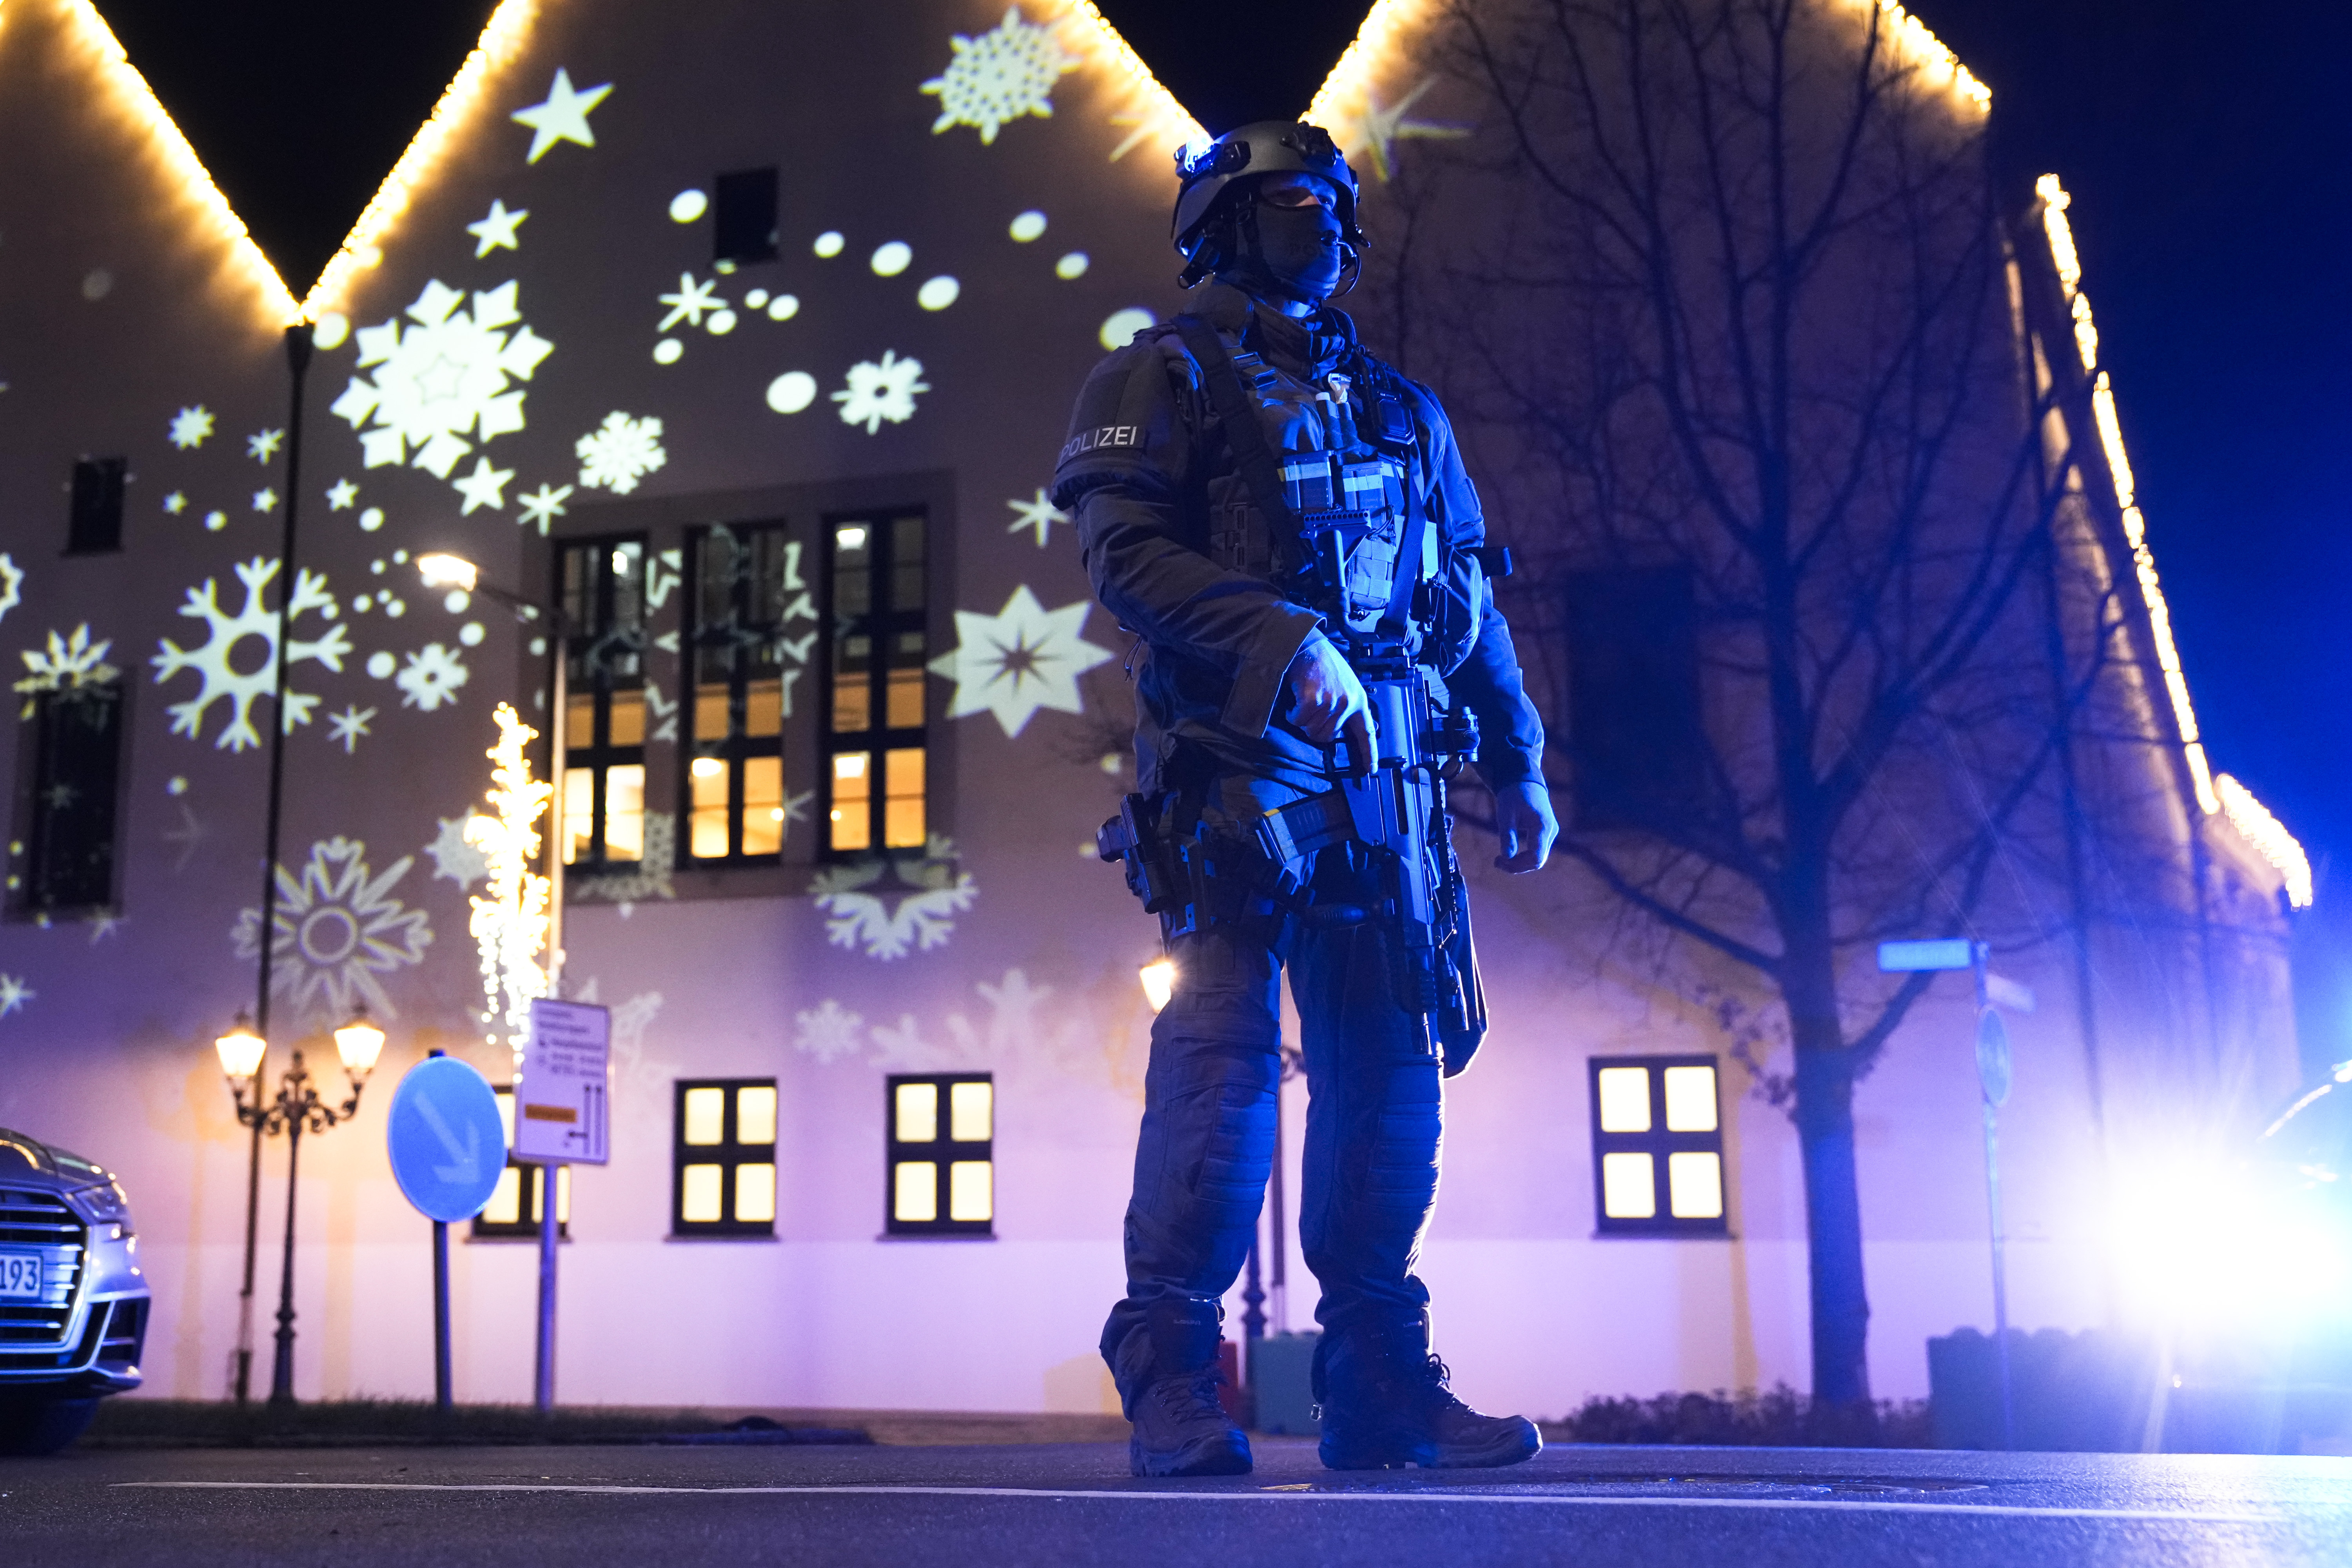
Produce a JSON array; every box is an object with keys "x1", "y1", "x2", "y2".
[
  {"x1": 232, "y1": 836, "x2": 432, "y2": 1025},
  {"x1": 0, "y1": 975, "x2": 32, "y2": 1017},
  {"x1": 807, "y1": 834, "x2": 977, "y2": 960},
  {"x1": 921, "y1": 5, "x2": 1077, "y2": 144},
  {"x1": 793, "y1": 998, "x2": 867, "y2": 1064},
  {"x1": 396, "y1": 644, "x2": 469, "y2": 711},
  {"x1": 515, "y1": 483, "x2": 573, "y2": 534},
  {"x1": 466, "y1": 704, "x2": 552, "y2": 1056},
  {"x1": 152, "y1": 558, "x2": 353, "y2": 751},
  {"x1": 1005, "y1": 488, "x2": 1068, "y2": 546},
  {"x1": 168, "y1": 407, "x2": 214, "y2": 450},
  {"x1": 425, "y1": 813, "x2": 492, "y2": 889},
  {"x1": 567, "y1": 814, "x2": 678, "y2": 909},
  {"x1": 0, "y1": 557, "x2": 22, "y2": 626},
  {"x1": 575, "y1": 411, "x2": 667, "y2": 494},
  {"x1": 327, "y1": 704, "x2": 375, "y2": 753},
  {"x1": 16, "y1": 625, "x2": 118, "y2": 710},
  {"x1": 655, "y1": 274, "x2": 724, "y2": 331},
  {"x1": 329, "y1": 279, "x2": 553, "y2": 483},
  {"x1": 927, "y1": 585, "x2": 1112, "y2": 736},
  {"x1": 832, "y1": 352, "x2": 929, "y2": 434}
]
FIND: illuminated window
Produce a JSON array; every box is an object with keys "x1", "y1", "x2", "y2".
[
  {"x1": 824, "y1": 513, "x2": 929, "y2": 857},
  {"x1": 470, "y1": 1086, "x2": 571, "y2": 1241},
  {"x1": 1564, "y1": 569, "x2": 1704, "y2": 831},
  {"x1": 13, "y1": 681, "x2": 125, "y2": 917},
  {"x1": 713, "y1": 167, "x2": 780, "y2": 266},
  {"x1": 66, "y1": 457, "x2": 126, "y2": 555},
  {"x1": 885, "y1": 1073, "x2": 992, "y2": 1237},
  {"x1": 671, "y1": 1078, "x2": 777, "y2": 1238},
  {"x1": 559, "y1": 535, "x2": 648, "y2": 870},
  {"x1": 684, "y1": 522, "x2": 811, "y2": 863},
  {"x1": 1589, "y1": 1055, "x2": 1728, "y2": 1236}
]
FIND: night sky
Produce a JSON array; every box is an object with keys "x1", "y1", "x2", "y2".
[{"x1": 91, "y1": 0, "x2": 2352, "y2": 1058}]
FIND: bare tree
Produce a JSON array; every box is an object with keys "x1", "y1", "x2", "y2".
[{"x1": 1356, "y1": 0, "x2": 2127, "y2": 1408}]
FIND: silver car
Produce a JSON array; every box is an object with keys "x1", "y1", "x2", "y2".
[{"x1": 0, "y1": 1127, "x2": 150, "y2": 1454}]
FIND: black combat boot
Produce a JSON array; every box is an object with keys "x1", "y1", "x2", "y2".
[
  {"x1": 1314, "y1": 1317, "x2": 1542, "y2": 1470},
  {"x1": 1116, "y1": 1297, "x2": 1252, "y2": 1478}
]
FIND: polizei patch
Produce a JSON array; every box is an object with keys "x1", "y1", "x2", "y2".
[{"x1": 1059, "y1": 424, "x2": 1143, "y2": 464}]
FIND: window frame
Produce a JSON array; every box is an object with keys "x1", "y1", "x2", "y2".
[
  {"x1": 820, "y1": 510, "x2": 930, "y2": 859},
  {"x1": 558, "y1": 532, "x2": 650, "y2": 872},
  {"x1": 13, "y1": 679, "x2": 127, "y2": 919},
  {"x1": 670, "y1": 1077, "x2": 779, "y2": 1238},
  {"x1": 1588, "y1": 1053, "x2": 1730, "y2": 1238},
  {"x1": 883, "y1": 1072, "x2": 994, "y2": 1239},
  {"x1": 679, "y1": 521, "x2": 812, "y2": 867}
]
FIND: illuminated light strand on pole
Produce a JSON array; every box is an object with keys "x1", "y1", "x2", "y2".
[
  {"x1": 300, "y1": 0, "x2": 539, "y2": 320},
  {"x1": 2216, "y1": 775, "x2": 2314, "y2": 910},
  {"x1": 468, "y1": 702, "x2": 552, "y2": 1066},
  {"x1": 2035, "y1": 174, "x2": 2225, "y2": 817},
  {"x1": 1058, "y1": 1, "x2": 1203, "y2": 160},
  {"x1": 45, "y1": 0, "x2": 300, "y2": 325}
]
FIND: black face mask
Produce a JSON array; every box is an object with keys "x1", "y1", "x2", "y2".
[{"x1": 1232, "y1": 198, "x2": 1345, "y2": 303}]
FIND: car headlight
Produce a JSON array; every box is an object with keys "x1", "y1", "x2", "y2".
[{"x1": 68, "y1": 1178, "x2": 134, "y2": 1234}]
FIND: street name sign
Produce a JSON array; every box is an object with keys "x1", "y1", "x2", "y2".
[
  {"x1": 386, "y1": 1055, "x2": 506, "y2": 1223},
  {"x1": 514, "y1": 998, "x2": 611, "y2": 1165}
]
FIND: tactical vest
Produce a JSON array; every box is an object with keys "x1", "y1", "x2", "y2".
[{"x1": 1171, "y1": 319, "x2": 1427, "y2": 642}]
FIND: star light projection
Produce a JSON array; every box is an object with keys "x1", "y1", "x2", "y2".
[
  {"x1": 921, "y1": 5, "x2": 1077, "y2": 144},
  {"x1": 466, "y1": 198, "x2": 528, "y2": 256},
  {"x1": 926, "y1": 586, "x2": 1112, "y2": 736},
  {"x1": 510, "y1": 67, "x2": 611, "y2": 163}
]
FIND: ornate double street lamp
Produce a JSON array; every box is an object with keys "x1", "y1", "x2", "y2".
[{"x1": 214, "y1": 1006, "x2": 386, "y2": 1406}]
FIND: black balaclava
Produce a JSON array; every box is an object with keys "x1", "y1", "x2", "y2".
[{"x1": 1220, "y1": 182, "x2": 1346, "y2": 305}]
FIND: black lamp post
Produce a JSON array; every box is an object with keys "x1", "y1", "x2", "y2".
[{"x1": 216, "y1": 1006, "x2": 385, "y2": 1406}]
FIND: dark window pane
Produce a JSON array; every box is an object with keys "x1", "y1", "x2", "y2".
[
  {"x1": 22, "y1": 685, "x2": 123, "y2": 912},
  {"x1": 713, "y1": 167, "x2": 779, "y2": 265},
  {"x1": 1565, "y1": 569, "x2": 1705, "y2": 831},
  {"x1": 67, "y1": 458, "x2": 127, "y2": 555}
]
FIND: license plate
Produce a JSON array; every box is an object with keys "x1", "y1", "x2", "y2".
[{"x1": 0, "y1": 1252, "x2": 40, "y2": 1298}]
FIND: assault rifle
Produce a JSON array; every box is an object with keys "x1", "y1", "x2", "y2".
[{"x1": 1254, "y1": 649, "x2": 1489, "y2": 1075}]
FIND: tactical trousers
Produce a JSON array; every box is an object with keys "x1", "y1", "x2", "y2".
[{"x1": 1100, "y1": 857, "x2": 1444, "y2": 1399}]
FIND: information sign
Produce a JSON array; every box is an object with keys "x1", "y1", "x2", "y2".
[
  {"x1": 514, "y1": 998, "x2": 611, "y2": 1165},
  {"x1": 386, "y1": 1055, "x2": 506, "y2": 1223}
]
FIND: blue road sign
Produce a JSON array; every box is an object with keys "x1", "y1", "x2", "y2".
[
  {"x1": 1877, "y1": 938, "x2": 1978, "y2": 973},
  {"x1": 387, "y1": 1056, "x2": 507, "y2": 1223}
]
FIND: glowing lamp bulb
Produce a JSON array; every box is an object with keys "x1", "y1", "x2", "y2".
[
  {"x1": 1140, "y1": 959, "x2": 1177, "y2": 1013},
  {"x1": 214, "y1": 1014, "x2": 267, "y2": 1082},
  {"x1": 416, "y1": 552, "x2": 479, "y2": 591},
  {"x1": 334, "y1": 1007, "x2": 387, "y2": 1080},
  {"x1": 691, "y1": 756, "x2": 724, "y2": 779}
]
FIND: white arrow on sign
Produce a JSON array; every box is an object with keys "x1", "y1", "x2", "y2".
[{"x1": 414, "y1": 1093, "x2": 483, "y2": 1185}]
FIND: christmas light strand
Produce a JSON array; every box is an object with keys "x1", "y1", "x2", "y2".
[{"x1": 468, "y1": 702, "x2": 552, "y2": 1061}]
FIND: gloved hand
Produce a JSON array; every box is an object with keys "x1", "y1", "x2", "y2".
[
  {"x1": 1494, "y1": 780, "x2": 1557, "y2": 873},
  {"x1": 1285, "y1": 633, "x2": 1377, "y2": 776}
]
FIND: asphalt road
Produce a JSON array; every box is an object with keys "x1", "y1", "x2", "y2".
[{"x1": 4, "y1": 1438, "x2": 2349, "y2": 1566}]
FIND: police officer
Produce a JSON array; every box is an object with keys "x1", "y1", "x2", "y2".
[{"x1": 1053, "y1": 122, "x2": 1558, "y2": 1478}]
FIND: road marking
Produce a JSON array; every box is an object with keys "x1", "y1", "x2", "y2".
[{"x1": 113, "y1": 1481, "x2": 2292, "y2": 1523}]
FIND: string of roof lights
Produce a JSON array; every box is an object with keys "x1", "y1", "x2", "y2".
[
  {"x1": 2037, "y1": 175, "x2": 2310, "y2": 906},
  {"x1": 40, "y1": 0, "x2": 2307, "y2": 909}
]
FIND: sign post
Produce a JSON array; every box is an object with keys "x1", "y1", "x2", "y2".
[
  {"x1": 1878, "y1": 938, "x2": 2034, "y2": 1450},
  {"x1": 515, "y1": 998, "x2": 611, "y2": 1413},
  {"x1": 385, "y1": 1050, "x2": 506, "y2": 1410}
]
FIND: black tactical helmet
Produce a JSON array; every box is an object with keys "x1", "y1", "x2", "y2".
[{"x1": 1171, "y1": 120, "x2": 1364, "y2": 263}]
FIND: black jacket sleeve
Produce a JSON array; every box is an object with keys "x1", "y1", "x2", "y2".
[{"x1": 1053, "y1": 338, "x2": 1322, "y2": 739}]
